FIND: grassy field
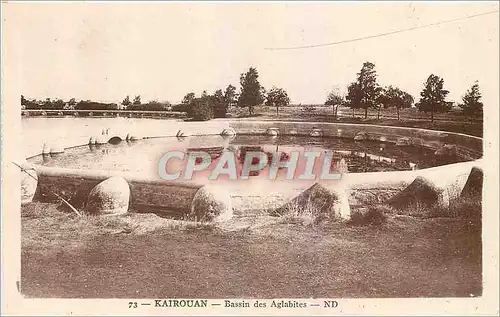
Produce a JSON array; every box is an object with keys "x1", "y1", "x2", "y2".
[
  {"x1": 21, "y1": 202, "x2": 482, "y2": 298},
  {"x1": 229, "y1": 106, "x2": 483, "y2": 137}
]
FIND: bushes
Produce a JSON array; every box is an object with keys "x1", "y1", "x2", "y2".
[
  {"x1": 189, "y1": 98, "x2": 214, "y2": 121},
  {"x1": 453, "y1": 199, "x2": 482, "y2": 220},
  {"x1": 171, "y1": 103, "x2": 188, "y2": 113},
  {"x1": 276, "y1": 200, "x2": 322, "y2": 227},
  {"x1": 75, "y1": 100, "x2": 118, "y2": 111},
  {"x1": 427, "y1": 197, "x2": 482, "y2": 220},
  {"x1": 374, "y1": 195, "x2": 482, "y2": 221},
  {"x1": 177, "y1": 90, "x2": 228, "y2": 119},
  {"x1": 127, "y1": 101, "x2": 171, "y2": 112},
  {"x1": 349, "y1": 205, "x2": 389, "y2": 226},
  {"x1": 188, "y1": 98, "x2": 226, "y2": 120}
]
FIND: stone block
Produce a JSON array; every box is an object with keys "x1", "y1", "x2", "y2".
[
  {"x1": 21, "y1": 162, "x2": 38, "y2": 205},
  {"x1": 460, "y1": 167, "x2": 483, "y2": 199},
  {"x1": 189, "y1": 185, "x2": 232, "y2": 222},
  {"x1": 388, "y1": 176, "x2": 448, "y2": 210},
  {"x1": 86, "y1": 176, "x2": 130, "y2": 215},
  {"x1": 273, "y1": 183, "x2": 350, "y2": 221}
]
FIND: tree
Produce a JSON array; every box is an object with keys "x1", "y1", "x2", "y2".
[
  {"x1": 182, "y1": 92, "x2": 196, "y2": 105},
  {"x1": 21, "y1": 96, "x2": 42, "y2": 110},
  {"x1": 345, "y1": 62, "x2": 381, "y2": 119},
  {"x1": 190, "y1": 97, "x2": 214, "y2": 121},
  {"x1": 400, "y1": 91, "x2": 414, "y2": 119},
  {"x1": 53, "y1": 98, "x2": 65, "y2": 110},
  {"x1": 378, "y1": 86, "x2": 414, "y2": 120},
  {"x1": 265, "y1": 86, "x2": 290, "y2": 117},
  {"x1": 346, "y1": 82, "x2": 362, "y2": 118},
  {"x1": 43, "y1": 98, "x2": 53, "y2": 109},
  {"x1": 265, "y1": 87, "x2": 289, "y2": 117},
  {"x1": 178, "y1": 92, "x2": 196, "y2": 112},
  {"x1": 65, "y1": 97, "x2": 77, "y2": 110},
  {"x1": 416, "y1": 74, "x2": 451, "y2": 123},
  {"x1": 212, "y1": 89, "x2": 227, "y2": 118},
  {"x1": 213, "y1": 89, "x2": 224, "y2": 101},
  {"x1": 161, "y1": 101, "x2": 172, "y2": 111},
  {"x1": 144, "y1": 100, "x2": 163, "y2": 111},
  {"x1": 458, "y1": 81, "x2": 483, "y2": 118},
  {"x1": 224, "y1": 84, "x2": 238, "y2": 108},
  {"x1": 133, "y1": 95, "x2": 141, "y2": 106},
  {"x1": 75, "y1": 100, "x2": 117, "y2": 110},
  {"x1": 325, "y1": 87, "x2": 345, "y2": 118},
  {"x1": 122, "y1": 95, "x2": 131, "y2": 109},
  {"x1": 21, "y1": 95, "x2": 27, "y2": 108},
  {"x1": 238, "y1": 67, "x2": 265, "y2": 116}
]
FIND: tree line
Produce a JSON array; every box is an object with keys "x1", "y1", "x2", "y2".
[
  {"x1": 178, "y1": 63, "x2": 483, "y2": 122},
  {"x1": 120, "y1": 95, "x2": 172, "y2": 112},
  {"x1": 21, "y1": 95, "x2": 172, "y2": 112},
  {"x1": 21, "y1": 63, "x2": 483, "y2": 122},
  {"x1": 174, "y1": 67, "x2": 290, "y2": 121},
  {"x1": 21, "y1": 67, "x2": 291, "y2": 122},
  {"x1": 325, "y1": 61, "x2": 483, "y2": 122}
]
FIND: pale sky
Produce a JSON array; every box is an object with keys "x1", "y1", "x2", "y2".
[{"x1": 4, "y1": 2, "x2": 499, "y2": 107}]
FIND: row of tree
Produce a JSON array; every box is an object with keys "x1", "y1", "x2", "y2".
[
  {"x1": 173, "y1": 86, "x2": 237, "y2": 119},
  {"x1": 20, "y1": 66, "x2": 291, "y2": 120},
  {"x1": 21, "y1": 95, "x2": 172, "y2": 111},
  {"x1": 121, "y1": 95, "x2": 172, "y2": 111},
  {"x1": 176, "y1": 67, "x2": 291, "y2": 120},
  {"x1": 325, "y1": 62, "x2": 483, "y2": 122},
  {"x1": 21, "y1": 96, "x2": 121, "y2": 111},
  {"x1": 21, "y1": 63, "x2": 483, "y2": 122},
  {"x1": 179, "y1": 64, "x2": 482, "y2": 122}
]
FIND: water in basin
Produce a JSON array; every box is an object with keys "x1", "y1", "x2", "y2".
[{"x1": 29, "y1": 135, "x2": 469, "y2": 181}]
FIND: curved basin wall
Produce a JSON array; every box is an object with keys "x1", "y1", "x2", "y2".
[
  {"x1": 22, "y1": 119, "x2": 483, "y2": 215},
  {"x1": 229, "y1": 120, "x2": 482, "y2": 160}
]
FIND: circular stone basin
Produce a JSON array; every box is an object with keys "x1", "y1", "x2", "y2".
[{"x1": 28, "y1": 135, "x2": 471, "y2": 181}]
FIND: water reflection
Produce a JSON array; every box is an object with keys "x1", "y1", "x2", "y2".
[{"x1": 29, "y1": 135, "x2": 467, "y2": 176}]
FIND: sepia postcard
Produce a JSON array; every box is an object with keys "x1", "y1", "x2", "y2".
[{"x1": 1, "y1": 1, "x2": 499, "y2": 316}]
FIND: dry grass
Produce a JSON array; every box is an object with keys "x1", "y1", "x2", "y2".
[
  {"x1": 271, "y1": 196, "x2": 338, "y2": 227},
  {"x1": 227, "y1": 105, "x2": 483, "y2": 137},
  {"x1": 21, "y1": 202, "x2": 482, "y2": 298},
  {"x1": 21, "y1": 202, "x2": 217, "y2": 250},
  {"x1": 393, "y1": 200, "x2": 431, "y2": 217},
  {"x1": 349, "y1": 205, "x2": 390, "y2": 226},
  {"x1": 428, "y1": 197, "x2": 482, "y2": 220},
  {"x1": 277, "y1": 200, "x2": 319, "y2": 227},
  {"x1": 373, "y1": 194, "x2": 482, "y2": 221}
]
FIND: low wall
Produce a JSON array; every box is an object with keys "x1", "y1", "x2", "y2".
[
  {"x1": 22, "y1": 118, "x2": 484, "y2": 217},
  {"x1": 229, "y1": 120, "x2": 483, "y2": 160},
  {"x1": 22, "y1": 120, "x2": 233, "y2": 159},
  {"x1": 21, "y1": 109, "x2": 187, "y2": 119},
  {"x1": 35, "y1": 166, "x2": 203, "y2": 216}
]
